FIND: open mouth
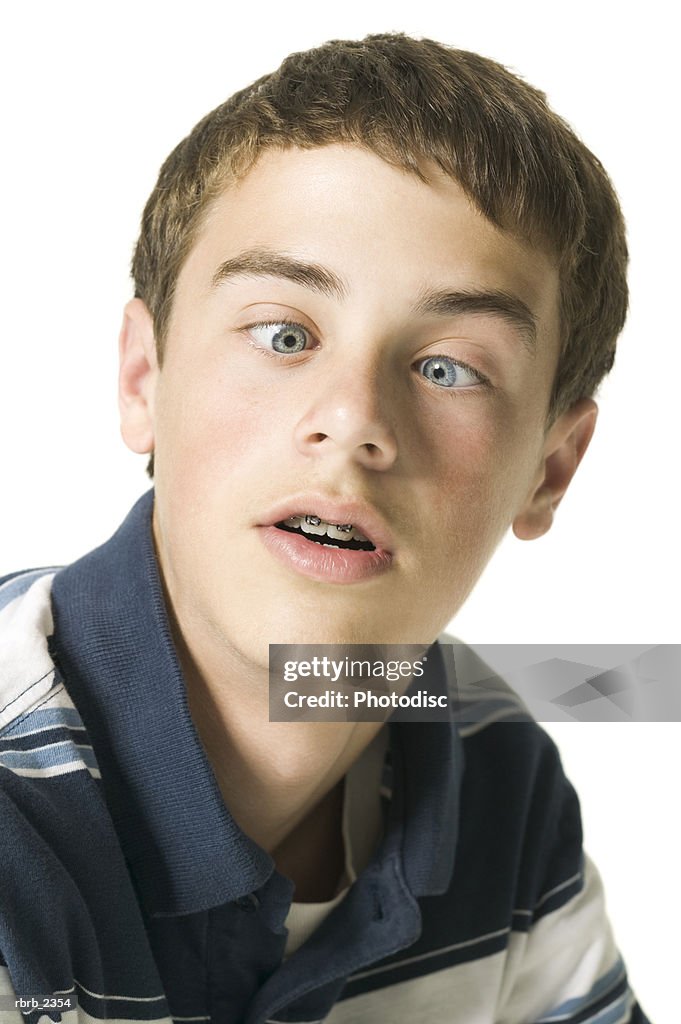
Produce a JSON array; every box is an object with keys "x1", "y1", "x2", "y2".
[
  {"x1": 275, "y1": 515, "x2": 377, "y2": 552},
  {"x1": 260, "y1": 504, "x2": 392, "y2": 583}
]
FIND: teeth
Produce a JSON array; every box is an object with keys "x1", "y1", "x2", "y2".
[
  {"x1": 284, "y1": 514, "x2": 369, "y2": 543},
  {"x1": 326, "y1": 523, "x2": 355, "y2": 541},
  {"x1": 301, "y1": 516, "x2": 326, "y2": 536}
]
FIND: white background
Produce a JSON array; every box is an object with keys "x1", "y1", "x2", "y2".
[{"x1": 0, "y1": 2, "x2": 677, "y2": 1019}]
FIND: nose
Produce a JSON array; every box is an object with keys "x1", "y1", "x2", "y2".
[{"x1": 293, "y1": 370, "x2": 399, "y2": 471}]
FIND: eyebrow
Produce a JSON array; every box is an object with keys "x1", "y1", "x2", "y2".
[
  {"x1": 211, "y1": 248, "x2": 537, "y2": 351},
  {"x1": 413, "y1": 287, "x2": 538, "y2": 353},
  {"x1": 211, "y1": 248, "x2": 347, "y2": 301}
]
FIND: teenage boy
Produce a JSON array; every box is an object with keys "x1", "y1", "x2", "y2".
[{"x1": 0, "y1": 33, "x2": 647, "y2": 1024}]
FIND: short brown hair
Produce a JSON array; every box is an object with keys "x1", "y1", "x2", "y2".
[{"x1": 133, "y1": 33, "x2": 627, "y2": 436}]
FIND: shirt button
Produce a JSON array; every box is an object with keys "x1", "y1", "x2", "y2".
[{"x1": 235, "y1": 893, "x2": 260, "y2": 911}]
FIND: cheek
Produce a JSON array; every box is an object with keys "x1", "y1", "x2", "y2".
[
  {"x1": 155, "y1": 362, "x2": 277, "y2": 485},
  {"x1": 420, "y1": 399, "x2": 506, "y2": 494},
  {"x1": 422, "y1": 402, "x2": 538, "y2": 551}
]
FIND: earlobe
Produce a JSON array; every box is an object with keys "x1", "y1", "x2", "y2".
[
  {"x1": 118, "y1": 298, "x2": 158, "y2": 455},
  {"x1": 513, "y1": 398, "x2": 598, "y2": 541}
]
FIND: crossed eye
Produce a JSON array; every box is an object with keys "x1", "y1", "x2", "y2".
[
  {"x1": 416, "y1": 357, "x2": 479, "y2": 388},
  {"x1": 249, "y1": 322, "x2": 309, "y2": 354},
  {"x1": 247, "y1": 321, "x2": 484, "y2": 389}
]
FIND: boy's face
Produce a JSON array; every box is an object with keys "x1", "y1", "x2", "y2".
[{"x1": 120, "y1": 145, "x2": 593, "y2": 667}]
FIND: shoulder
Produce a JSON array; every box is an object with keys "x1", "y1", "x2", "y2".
[
  {"x1": 438, "y1": 634, "x2": 582, "y2": 911},
  {"x1": 0, "y1": 570, "x2": 112, "y2": 993},
  {"x1": 0, "y1": 569, "x2": 61, "y2": 729},
  {"x1": 435, "y1": 640, "x2": 633, "y2": 1020},
  {"x1": 438, "y1": 632, "x2": 564, "y2": 775},
  {"x1": 0, "y1": 567, "x2": 100, "y2": 777},
  {"x1": 440, "y1": 628, "x2": 577, "y2": 791}
]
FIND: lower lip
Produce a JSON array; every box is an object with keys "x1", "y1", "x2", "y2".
[{"x1": 258, "y1": 526, "x2": 393, "y2": 584}]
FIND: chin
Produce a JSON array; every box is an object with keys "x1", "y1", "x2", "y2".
[{"x1": 252, "y1": 609, "x2": 429, "y2": 650}]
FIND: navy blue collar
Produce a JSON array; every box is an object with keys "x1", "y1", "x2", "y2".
[{"x1": 49, "y1": 490, "x2": 462, "y2": 917}]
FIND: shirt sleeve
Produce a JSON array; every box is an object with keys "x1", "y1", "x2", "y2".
[
  {"x1": 489, "y1": 723, "x2": 651, "y2": 1024},
  {"x1": 496, "y1": 851, "x2": 649, "y2": 1023}
]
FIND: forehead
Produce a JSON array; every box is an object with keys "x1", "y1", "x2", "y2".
[{"x1": 177, "y1": 144, "x2": 560, "y2": 346}]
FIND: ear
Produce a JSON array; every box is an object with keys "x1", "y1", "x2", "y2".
[
  {"x1": 118, "y1": 298, "x2": 158, "y2": 454},
  {"x1": 513, "y1": 398, "x2": 598, "y2": 541}
]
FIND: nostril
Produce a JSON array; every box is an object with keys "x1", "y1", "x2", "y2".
[{"x1": 309, "y1": 432, "x2": 328, "y2": 443}]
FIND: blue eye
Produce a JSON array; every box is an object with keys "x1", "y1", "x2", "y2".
[
  {"x1": 248, "y1": 322, "x2": 309, "y2": 354},
  {"x1": 418, "y1": 356, "x2": 480, "y2": 388}
]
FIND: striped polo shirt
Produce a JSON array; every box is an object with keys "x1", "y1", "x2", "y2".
[{"x1": 0, "y1": 491, "x2": 648, "y2": 1023}]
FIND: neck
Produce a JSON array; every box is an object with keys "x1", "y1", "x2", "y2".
[{"x1": 169, "y1": 604, "x2": 383, "y2": 861}]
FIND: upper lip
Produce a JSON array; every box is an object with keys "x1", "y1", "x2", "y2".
[{"x1": 259, "y1": 494, "x2": 395, "y2": 552}]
